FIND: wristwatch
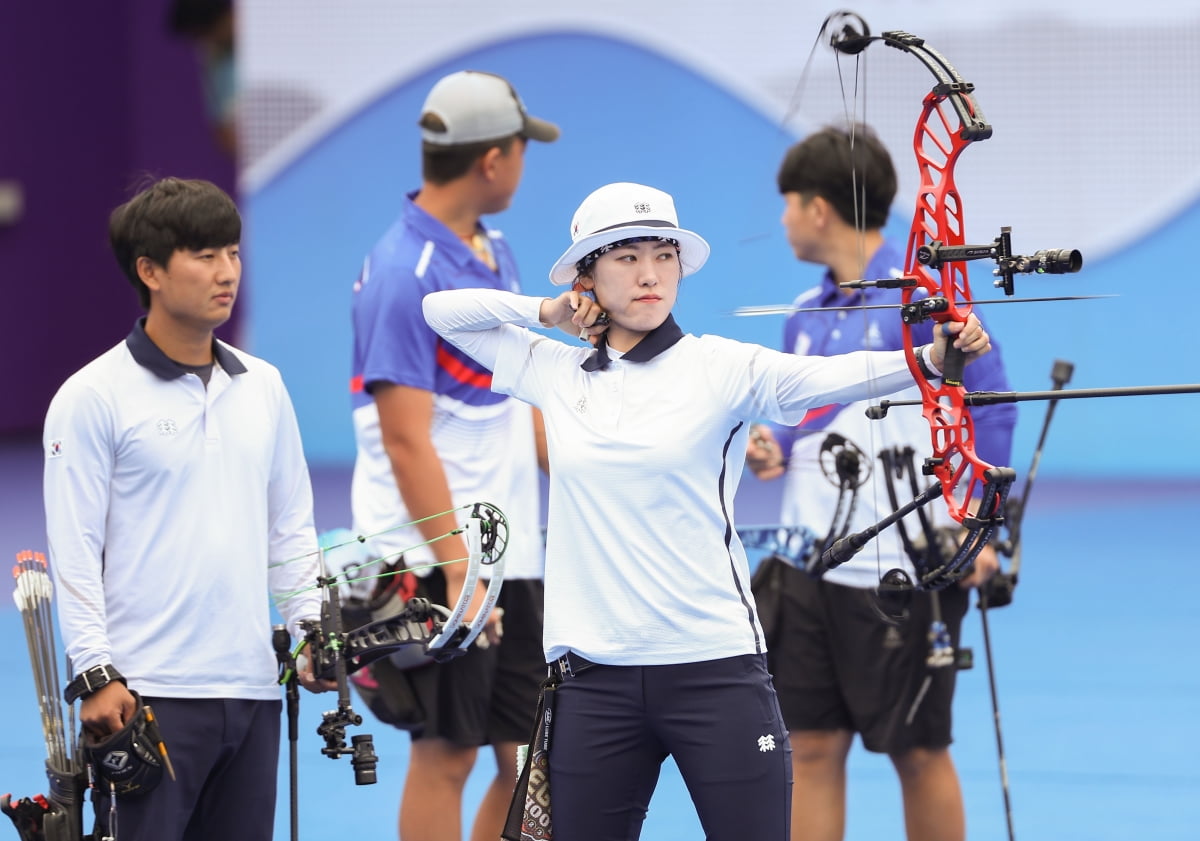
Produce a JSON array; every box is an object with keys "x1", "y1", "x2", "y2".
[{"x1": 64, "y1": 664, "x2": 126, "y2": 704}]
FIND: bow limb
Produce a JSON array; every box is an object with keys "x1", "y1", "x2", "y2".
[
  {"x1": 427, "y1": 501, "x2": 509, "y2": 654},
  {"x1": 422, "y1": 515, "x2": 485, "y2": 654}
]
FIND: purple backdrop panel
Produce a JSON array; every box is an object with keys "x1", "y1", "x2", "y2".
[{"x1": 0, "y1": 0, "x2": 235, "y2": 436}]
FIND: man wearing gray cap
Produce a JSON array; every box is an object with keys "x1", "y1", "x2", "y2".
[{"x1": 348, "y1": 70, "x2": 558, "y2": 841}]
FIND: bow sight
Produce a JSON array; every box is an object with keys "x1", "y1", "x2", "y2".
[
  {"x1": 916, "y1": 226, "x2": 1082, "y2": 295},
  {"x1": 301, "y1": 581, "x2": 379, "y2": 786}
]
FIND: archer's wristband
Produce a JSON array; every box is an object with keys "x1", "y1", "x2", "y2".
[
  {"x1": 916, "y1": 344, "x2": 943, "y2": 380},
  {"x1": 64, "y1": 664, "x2": 126, "y2": 704}
]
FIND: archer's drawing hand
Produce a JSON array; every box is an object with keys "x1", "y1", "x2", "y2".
[
  {"x1": 80, "y1": 680, "x2": 137, "y2": 738},
  {"x1": 540, "y1": 291, "x2": 609, "y2": 344},
  {"x1": 929, "y1": 313, "x2": 990, "y2": 370},
  {"x1": 747, "y1": 424, "x2": 786, "y2": 481}
]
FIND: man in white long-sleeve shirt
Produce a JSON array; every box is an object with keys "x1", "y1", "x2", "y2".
[{"x1": 43, "y1": 177, "x2": 331, "y2": 841}]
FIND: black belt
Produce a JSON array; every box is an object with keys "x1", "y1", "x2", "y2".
[{"x1": 550, "y1": 650, "x2": 598, "y2": 681}]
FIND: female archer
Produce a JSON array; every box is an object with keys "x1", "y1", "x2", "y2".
[{"x1": 421, "y1": 181, "x2": 990, "y2": 840}]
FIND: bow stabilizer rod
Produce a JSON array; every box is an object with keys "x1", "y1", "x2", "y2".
[{"x1": 867, "y1": 382, "x2": 1200, "y2": 419}]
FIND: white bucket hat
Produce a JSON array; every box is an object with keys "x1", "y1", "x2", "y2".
[{"x1": 548, "y1": 183, "x2": 711, "y2": 286}]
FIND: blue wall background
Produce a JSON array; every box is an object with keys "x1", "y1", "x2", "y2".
[{"x1": 247, "y1": 31, "x2": 1200, "y2": 476}]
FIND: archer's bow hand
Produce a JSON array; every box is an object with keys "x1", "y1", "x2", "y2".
[
  {"x1": 295, "y1": 640, "x2": 338, "y2": 693},
  {"x1": 929, "y1": 313, "x2": 991, "y2": 374}
]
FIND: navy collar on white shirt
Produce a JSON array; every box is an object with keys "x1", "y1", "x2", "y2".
[
  {"x1": 125, "y1": 317, "x2": 247, "y2": 380},
  {"x1": 581, "y1": 314, "x2": 685, "y2": 372}
]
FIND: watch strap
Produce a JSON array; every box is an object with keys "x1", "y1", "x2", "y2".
[{"x1": 64, "y1": 664, "x2": 125, "y2": 704}]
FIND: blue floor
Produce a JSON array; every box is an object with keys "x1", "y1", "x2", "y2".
[{"x1": 2, "y1": 435, "x2": 1197, "y2": 840}]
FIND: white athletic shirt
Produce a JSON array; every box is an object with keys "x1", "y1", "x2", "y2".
[
  {"x1": 43, "y1": 324, "x2": 323, "y2": 700},
  {"x1": 423, "y1": 288, "x2": 923, "y2": 666}
]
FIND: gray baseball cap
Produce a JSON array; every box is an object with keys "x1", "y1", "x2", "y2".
[{"x1": 419, "y1": 70, "x2": 560, "y2": 146}]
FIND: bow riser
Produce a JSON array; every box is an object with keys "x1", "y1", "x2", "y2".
[{"x1": 900, "y1": 90, "x2": 997, "y2": 531}]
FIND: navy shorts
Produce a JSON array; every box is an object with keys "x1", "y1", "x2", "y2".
[
  {"x1": 92, "y1": 697, "x2": 281, "y2": 841},
  {"x1": 547, "y1": 653, "x2": 791, "y2": 841},
  {"x1": 411, "y1": 576, "x2": 545, "y2": 746},
  {"x1": 765, "y1": 564, "x2": 969, "y2": 754}
]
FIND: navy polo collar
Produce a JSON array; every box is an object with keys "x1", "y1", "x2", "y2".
[
  {"x1": 581, "y1": 314, "x2": 685, "y2": 372},
  {"x1": 125, "y1": 318, "x2": 247, "y2": 380}
]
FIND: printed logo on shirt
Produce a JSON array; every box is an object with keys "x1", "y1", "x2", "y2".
[
  {"x1": 883, "y1": 625, "x2": 904, "y2": 649},
  {"x1": 47, "y1": 440, "x2": 63, "y2": 458},
  {"x1": 156, "y1": 418, "x2": 179, "y2": 436},
  {"x1": 757, "y1": 734, "x2": 777, "y2": 752},
  {"x1": 573, "y1": 396, "x2": 588, "y2": 415}
]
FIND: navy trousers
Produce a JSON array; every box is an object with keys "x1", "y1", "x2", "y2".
[
  {"x1": 92, "y1": 697, "x2": 281, "y2": 841},
  {"x1": 548, "y1": 653, "x2": 792, "y2": 841}
]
